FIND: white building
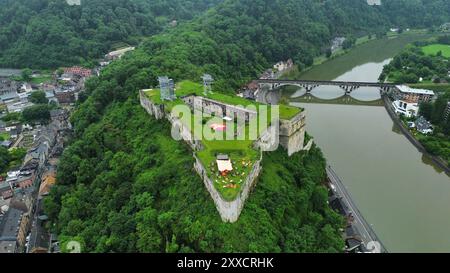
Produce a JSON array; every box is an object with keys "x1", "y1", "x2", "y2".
[
  {"x1": 392, "y1": 100, "x2": 419, "y2": 118},
  {"x1": 105, "y1": 47, "x2": 135, "y2": 60},
  {"x1": 395, "y1": 85, "x2": 435, "y2": 103},
  {"x1": 7, "y1": 101, "x2": 33, "y2": 113},
  {"x1": 273, "y1": 59, "x2": 293, "y2": 72}
]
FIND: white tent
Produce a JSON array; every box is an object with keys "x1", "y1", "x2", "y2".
[{"x1": 217, "y1": 159, "x2": 233, "y2": 172}]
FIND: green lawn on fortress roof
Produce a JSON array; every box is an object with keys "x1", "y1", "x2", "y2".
[
  {"x1": 145, "y1": 80, "x2": 302, "y2": 119},
  {"x1": 422, "y1": 44, "x2": 450, "y2": 58},
  {"x1": 143, "y1": 80, "x2": 302, "y2": 201}
]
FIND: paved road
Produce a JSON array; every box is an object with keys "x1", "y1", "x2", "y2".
[{"x1": 326, "y1": 165, "x2": 387, "y2": 253}]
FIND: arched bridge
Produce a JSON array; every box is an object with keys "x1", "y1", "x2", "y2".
[{"x1": 255, "y1": 79, "x2": 397, "y2": 94}]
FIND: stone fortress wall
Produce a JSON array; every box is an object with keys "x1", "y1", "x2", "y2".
[
  {"x1": 140, "y1": 90, "x2": 307, "y2": 222},
  {"x1": 279, "y1": 111, "x2": 306, "y2": 156}
]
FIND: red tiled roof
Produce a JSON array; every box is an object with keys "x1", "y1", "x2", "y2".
[{"x1": 63, "y1": 66, "x2": 92, "y2": 77}]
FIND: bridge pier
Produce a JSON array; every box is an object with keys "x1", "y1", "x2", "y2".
[
  {"x1": 304, "y1": 84, "x2": 318, "y2": 94},
  {"x1": 340, "y1": 85, "x2": 361, "y2": 94}
]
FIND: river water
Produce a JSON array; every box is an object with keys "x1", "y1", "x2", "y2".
[{"x1": 287, "y1": 34, "x2": 450, "y2": 252}]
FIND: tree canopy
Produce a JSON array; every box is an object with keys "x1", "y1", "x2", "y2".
[
  {"x1": 0, "y1": 0, "x2": 222, "y2": 68},
  {"x1": 1, "y1": 0, "x2": 449, "y2": 69},
  {"x1": 29, "y1": 91, "x2": 49, "y2": 104}
]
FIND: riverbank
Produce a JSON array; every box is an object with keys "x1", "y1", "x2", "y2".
[
  {"x1": 289, "y1": 32, "x2": 450, "y2": 251},
  {"x1": 382, "y1": 95, "x2": 450, "y2": 176},
  {"x1": 283, "y1": 32, "x2": 433, "y2": 80},
  {"x1": 327, "y1": 165, "x2": 387, "y2": 253}
]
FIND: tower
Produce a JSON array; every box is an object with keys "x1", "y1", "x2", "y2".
[
  {"x1": 202, "y1": 74, "x2": 214, "y2": 95},
  {"x1": 158, "y1": 76, "x2": 176, "y2": 100}
]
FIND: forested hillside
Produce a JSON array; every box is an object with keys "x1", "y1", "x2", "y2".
[
  {"x1": 0, "y1": 0, "x2": 449, "y2": 69},
  {"x1": 43, "y1": 0, "x2": 450, "y2": 252},
  {"x1": 0, "y1": 0, "x2": 222, "y2": 68}
]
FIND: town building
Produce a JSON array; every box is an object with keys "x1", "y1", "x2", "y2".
[
  {"x1": 392, "y1": 100, "x2": 419, "y2": 118},
  {"x1": 1, "y1": 140, "x2": 12, "y2": 149},
  {"x1": 54, "y1": 89, "x2": 75, "y2": 104},
  {"x1": 0, "y1": 79, "x2": 19, "y2": 105},
  {"x1": 331, "y1": 37, "x2": 346, "y2": 52},
  {"x1": 6, "y1": 101, "x2": 33, "y2": 113},
  {"x1": 0, "y1": 96, "x2": 71, "y2": 253},
  {"x1": 415, "y1": 116, "x2": 434, "y2": 134},
  {"x1": 440, "y1": 22, "x2": 450, "y2": 32},
  {"x1": 63, "y1": 66, "x2": 92, "y2": 78},
  {"x1": 0, "y1": 181, "x2": 13, "y2": 200},
  {"x1": 0, "y1": 202, "x2": 31, "y2": 253},
  {"x1": 104, "y1": 47, "x2": 135, "y2": 61},
  {"x1": 273, "y1": 59, "x2": 294, "y2": 72},
  {"x1": 394, "y1": 85, "x2": 435, "y2": 103}
]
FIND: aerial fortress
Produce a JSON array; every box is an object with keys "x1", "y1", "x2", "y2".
[{"x1": 140, "y1": 75, "x2": 310, "y2": 222}]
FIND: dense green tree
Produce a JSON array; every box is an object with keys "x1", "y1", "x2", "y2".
[
  {"x1": 22, "y1": 104, "x2": 51, "y2": 124},
  {"x1": 0, "y1": 0, "x2": 223, "y2": 68},
  {"x1": 29, "y1": 91, "x2": 48, "y2": 104},
  {"x1": 0, "y1": 147, "x2": 11, "y2": 174},
  {"x1": 382, "y1": 42, "x2": 450, "y2": 83},
  {"x1": 419, "y1": 102, "x2": 434, "y2": 120},
  {"x1": 21, "y1": 68, "x2": 32, "y2": 81}
]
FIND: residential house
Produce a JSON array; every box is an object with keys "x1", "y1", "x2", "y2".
[
  {"x1": 331, "y1": 37, "x2": 346, "y2": 52},
  {"x1": 63, "y1": 66, "x2": 92, "y2": 78},
  {"x1": 9, "y1": 128, "x2": 17, "y2": 139},
  {"x1": 392, "y1": 100, "x2": 419, "y2": 118},
  {"x1": 45, "y1": 91, "x2": 58, "y2": 104},
  {"x1": 273, "y1": 59, "x2": 294, "y2": 72},
  {"x1": 20, "y1": 83, "x2": 32, "y2": 93},
  {"x1": 0, "y1": 181, "x2": 12, "y2": 200},
  {"x1": 0, "y1": 206, "x2": 28, "y2": 253},
  {"x1": 440, "y1": 22, "x2": 450, "y2": 32},
  {"x1": 1, "y1": 141, "x2": 12, "y2": 149},
  {"x1": 54, "y1": 89, "x2": 75, "y2": 104},
  {"x1": 239, "y1": 81, "x2": 259, "y2": 100},
  {"x1": 104, "y1": 47, "x2": 135, "y2": 60},
  {"x1": 7, "y1": 101, "x2": 33, "y2": 113},
  {"x1": 415, "y1": 116, "x2": 434, "y2": 134}
]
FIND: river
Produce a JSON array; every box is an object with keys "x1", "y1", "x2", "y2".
[{"x1": 286, "y1": 34, "x2": 450, "y2": 252}]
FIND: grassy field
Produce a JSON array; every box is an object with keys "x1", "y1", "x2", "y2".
[
  {"x1": 422, "y1": 44, "x2": 450, "y2": 58},
  {"x1": 146, "y1": 80, "x2": 302, "y2": 120},
  {"x1": 31, "y1": 74, "x2": 53, "y2": 84},
  {"x1": 0, "y1": 132, "x2": 10, "y2": 141}
]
